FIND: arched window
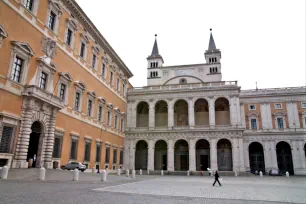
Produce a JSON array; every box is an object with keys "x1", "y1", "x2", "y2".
[{"x1": 179, "y1": 78, "x2": 187, "y2": 84}]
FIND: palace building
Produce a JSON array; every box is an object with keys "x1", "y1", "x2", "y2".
[
  {"x1": 0, "y1": 0, "x2": 133, "y2": 171},
  {"x1": 123, "y1": 32, "x2": 306, "y2": 175}
]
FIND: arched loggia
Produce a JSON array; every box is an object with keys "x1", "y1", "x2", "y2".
[
  {"x1": 154, "y1": 140, "x2": 167, "y2": 170},
  {"x1": 135, "y1": 140, "x2": 148, "y2": 170},
  {"x1": 196, "y1": 139, "x2": 210, "y2": 171},
  {"x1": 276, "y1": 141, "x2": 294, "y2": 175},
  {"x1": 136, "y1": 102, "x2": 149, "y2": 127},
  {"x1": 194, "y1": 99, "x2": 209, "y2": 126},
  {"x1": 217, "y1": 139, "x2": 233, "y2": 171},
  {"x1": 215, "y1": 97, "x2": 230, "y2": 125},
  {"x1": 174, "y1": 139, "x2": 189, "y2": 171},
  {"x1": 249, "y1": 142, "x2": 265, "y2": 173}
]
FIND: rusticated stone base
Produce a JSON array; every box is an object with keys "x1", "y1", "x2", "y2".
[{"x1": 11, "y1": 160, "x2": 28, "y2": 168}]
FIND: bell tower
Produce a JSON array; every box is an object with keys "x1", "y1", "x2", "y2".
[
  {"x1": 147, "y1": 34, "x2": 164, "y2": 68},
  {"x1": 205, "y1": 29, "x2": 222, "y2": 78}
]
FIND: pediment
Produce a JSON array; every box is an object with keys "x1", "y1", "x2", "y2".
[
  {"x1": 58, "y1": 72, "x2": 73, "y2": 82},
  {"x1": 66, "y1": 18, "x2": 77, "y2": 30},
  {"x1": 92, "y1": 45, "x2": 100, "y2": 54},
  {"x1": 273, "y1": 112, "x2": 286, "y2": 116},
  {"x1": 87, "y1": 90, "x2": 96, "y2": 98},
  {"x1": 74, "y1": 81, "x2": 86, "y2": 91},
  {"x1": 0, "y1": 25, "x2": 8, "y2": 38},
  {"x1": 49, "y1": 0, "x2": 62, "y2": 14},
  {"x1": 107, "y1": 103, "x2": 113, "y2": 109},
  {"x1": 98, "y1": 97, "x2": 106, "y2": 104},
  {"x1": 114, "y1": 107, "x2": 120, "y2": 114},
  {"x1": 11, "y1": 41, "x2": 35, "y2": 56},
  {"x1": 247, "y1": 113, "x2": 259, "y2": 117}
]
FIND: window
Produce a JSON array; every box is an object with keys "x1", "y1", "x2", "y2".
[
  {"x1": 11, "y1": 56, "x2": 24, "y2": 83},
  {"x1": 105, "y1": 146, "x2": 110, "y2": 163},
  {"x1": 107, "y1": 111, "x2": 111, "y2": 126},
  {"x1": 59, "y1": 83, "x2": 66, "y2": 100},
  {"x1": 110, "y1": 72, "x2": 113, "y2": 85},
  {"x1": 179, "y1": 78, "x2": 187, "y2": 84},
  {"x1": 84, "y1": 142, "x2": 91, "y2": 161},
  {"x1": 96, "y1": 145, "x2": 101, "y2": 162},
  {"x1": 249, "y1": 105, "x2": 256, "y2": 110},
  {"x1": 70, "y1": 139, "x2": 78, "y2": 160},
  {"x1": 251, "y1": 119, "x2": 257, "y2": 129},
  {"x1": 277, "y1": 118, "x2": 284, "y2": 129},
  {"x1": 92, "y1": 54, "x2": 96, "y2": 68},
  {"x1": 74, "y1": 92, "x2": 80, "y2": 111},
  {"x1": 48, "y1": 11, "x2": 56, "y2": 30},
  {"x1": 120, "y1": 118, "x2": 124, "y2": 132},
  {"x1": 117, "y1": 78, "x2": 120, "y2": 91},
  {"x1": 123, "y1": 84, "x2": 126, "y2": 96},
  {"x1": 39, "y1": 72, "x2": 47, "y2": 89},
  {"x1": 87, "y1": 99, "x2": 93, "y2": 117},
  {"x1": 102, "y1": 63, "x2": 106, "y2": 77},
  {"x1": 0, "y1": 126, "x2": 13, "y2": 153},
  {"x1": 98, "y1": 106, "x2": 103, "y2": 121},
  {"x1": 113, "y1": 149, "x2": 117, "y2": 163},
  {"x1": 66, "y1": 28, "x2": 72, "y2": 46},
  {"x1": 115, "y1": 115, "x2": 118, "y2": 129},
  {"x1": 24, "y1": 0, "x2": 33, "y2": 11},
  {"x1": 119, "y1": 150, "x2": 123, "y2": 164},
  {"x1": 301, "y1": 102, "x2": 306, "y2": 108},
  {"x1": 80, "y1": 42, "x2": 86, "y2": 59},
  {"x1": 275, "y1": 103, "x2": 282, "y2": 109},
  {"x1": 52, "y1": 137, "x2": 61, "y2": 158}
]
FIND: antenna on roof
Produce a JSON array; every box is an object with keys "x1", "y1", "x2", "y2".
[{"x1": 256, "y1": 82, "x2": 258, "y2": 91}]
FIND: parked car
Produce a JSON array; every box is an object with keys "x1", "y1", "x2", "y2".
[
  {"x1": 61, "y1": 162, "x2": 86, "y2": 172},
  {"x1": 268, "y1": 169, "x2": 282, "y2": 176}
]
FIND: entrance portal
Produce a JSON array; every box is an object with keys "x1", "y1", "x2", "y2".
[
  {"x1": 249, "y1": 142, "x2": 265, "y2": 173},
  {"x1": 174, "y1": 139, "x2": 189, "y2": 171},
  {"x1": 27, "y1": 121, "x2": 42, "y2": 168},
  {"x1": 135, "y1": 140, "x2": 148, "y2": 170},
  {"x1": 196, "y1": 139, "x2": 210, "y2": 171},
  {"x1": 276, "y1": 141, "x2": 294, "y2": 175},
  {"x1": 217, "y1": 139, "x2": 233, "y2": 171},
  {"x1": 154, "y1": 140, "x2": 167, "y2": 170}
]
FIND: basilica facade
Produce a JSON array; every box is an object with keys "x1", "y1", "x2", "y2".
[{"x1": 123, "y1": 32, "x2": 306, "y2": 175}]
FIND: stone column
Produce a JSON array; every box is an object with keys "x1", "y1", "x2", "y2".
[
  {"x1": 286, "y1": 102, "x2": 295, "y2": 129},
  {"x1": 291, "y1": 141, "x2": 301, "y2": 171},
  {"x1": 149, "y1": 103, "x2": 155, "y2": 130},
  {"x1": 188, "y1": 99, "x2": 195, "y2": 129},
  {"x1": 210, "y1": 139, "x2": 217, "y2": 171},
  {"x1": 128, "y1": 140, "x2": 135, "y2": 170},
  {"x1": 292, "y1": 102, "x2": 300, "y2": 128},
  {"x1": 244, "y1": 141, "x2": 250, "y2": 171},
  {"x1": 240, "y1": 103, "x2": 246, "y2": 128},
  {"x1": 208, "y1": 98, "x2": 215, "y2": 128},
  {"x1": 264, "y1": 140, "x2": 272, "y2": 171},
  {"x1": 270, "y1": 141, "x2": 278, "y2": 169},
  {"x1": 168, "y1": 101, "x2": 174, "y2": 130},
  {"x1": 235, "y1": 98, "x2": 242, "y2": 126},
  {"x1": 167, "y1": 140, "x2": 174, "y2": 171},
  {"x1": 238, "y1": 138, "x2": 245, "y2": 171},
  {"x1": 188, "y1": 139, "x2": 196, "y2": 171},
  {"x1": 131, "y1": 102, "x2": 137, "y2": 128},
  {"x1": 43, "y1": 109, "x2": 57, "y2": 169},
  {"x1": 229, "y1": 97, "x2": 236, "y2": 126},
  {"x1": 14, "y1": 108, "x2": 33, "y2": 168},
  {"x1": 123, "y1": 140, "x2": 130, "y2": 170},
  {"x1": 148, "y1": 140, "x2": 154, "y2": 171},
  {"x1": 232, "y1": 138, "x2": 239, "y2": 171},
  {"x1": 298, "y1": 141, "x2": 306, "y2": 169}
]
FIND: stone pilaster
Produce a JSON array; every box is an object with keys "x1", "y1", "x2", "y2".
[
  {"x1": 291, "y1": 141, "x2": 301, "y2": 170},
  {"x1": 148, "y1": 140, "x2": 154, "y2": 171},
  {"x1": 208, "y1": 98, "x2": 215, "y2": 128},
  {"x1": 232, "y1": 138, "x2": 239, "y2": 171},
  {"x1": 298, "y1": 141, "x2": 306, "y2": 169},
  {"x1": 270, "y1": 141, "x2": 278, "y2": 169},
  {"x1": 167, "y1": 139, "x2": 174, "y2": 171},
  {"x1": 128, "y1": 140, "x2": 135, "y2": 170},
  {"x1": 244, "y1": 141, "x2": 250, "y2": 171},
  {"x1": 43, "y1": 109, "x2": 57, "y2": 169},
  {"x1": 168, "y1": 102, "x2": 174, "y2": 129},
  {"x1": 264, "y1": 140, "x2": 272, "y2": 171},
  {"x1": 240, "y1": 103, "x2": 246, "y2": 128},
  {"x1": 188, "y1": 99, "x2": 194, "y2": 129},
  {"x1": 188, "y1": 139, "x2": 196, "y2": 171},
  {"x1": 149, "y1": 103, "x2": 155, "y2": 130},
  {"x1": 229, "y1": 97, "x2": 236, "y2": 126},
  {"x1": 238, "y1": 138, "x2": 245, "y2": 171},
  {"x1": 123, "y1": 140, "x2": 130, "y2": 170},
  {"x1": 210, "y1": 138, "x2": 217, "y2": 171},
  {"x1": 131, "y1": 102, "x2": 137, "y2": 128}
]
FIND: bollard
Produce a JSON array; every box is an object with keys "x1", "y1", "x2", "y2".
[
  {"x1": 147, "y1": 169, "x2": 150, "y2": 175},
  {"x1": 92, "y1": 167, "x2": 95, "y2": 173},
  {"x1": 126, "y1": 169, "x2": 130, "y2": 177},
  {"x1": 161, "y1": 170, "x2": 164, "y2": 176},
  {"x1": 286, "y1": 171, "x2": 289, "y2": 177},
  {"x1": 259, "y1": 171, "x2": 263, "y2": 177},
  {"x1": 73, "y1": 169, "x2": 79, "y2": 181},
  {"x1": 0, "y1": 166, "x2": 8, "y2": 179},
  {"x1": 139, "y1": 169, "x2": 142, "y2": 175},
  {"x1": 235, "y1": 171, "x2": 238, "y2": 177},
  {"x1": 101, "y1": 170, "x2": 107, "y2": 181},
  {"x1": 132, "y1": 170, "x2": 136, "y2": 179},
  {"x1": 39, "y1": 167, "x2": 46, "y2": 180},
  {"x1": 117, "y1": 169, "x2": 121, "y2": 176},
  {"x1": 187, "y1": 171, "x2": 190, "y2": 176},
  {"x1": 210, "y1": 170, "x2": 213, "y2": 177}
]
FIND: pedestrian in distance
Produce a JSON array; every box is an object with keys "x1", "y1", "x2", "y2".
[{"x1": 212, "y1": 170, "x2": 222, "y2": 187}]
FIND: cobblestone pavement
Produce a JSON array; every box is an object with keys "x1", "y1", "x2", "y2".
[{"x1": 0, "y1": 169, "x2": 305, "y2": 204}]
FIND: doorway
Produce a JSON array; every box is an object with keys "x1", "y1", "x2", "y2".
[
  {"x1": 180, "y1": 155, "x2": 188, "y2": 170},
  {"x1": 200, "y1": 155, "x2": 209, "y2": 171},
  {"x1": 27, "y1": 121, "x2": 42, "y2": 168},
  {"x1": 276, "y1": 141, "x2": 294, "y2": 175},
  {"x1": 162, "y1": 154, "x2": 167, "y2": 170}
]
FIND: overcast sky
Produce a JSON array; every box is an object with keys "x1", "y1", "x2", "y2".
[{"x1": 76, "y1": 0, "x2": 305, "y2": 90}]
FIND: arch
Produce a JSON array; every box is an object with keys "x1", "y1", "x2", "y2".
[
  {"x1": 135, "y1": 140, "x2": 148, "y2": 170},
  {"x1": 215, "y1": 97, "x2": 230, "y2": 125},
  {"x1": 276, "y1": 141, "x2": 294, "y2": 175},
  {"x1": 27, "y1": 121, "x2": 44, "y2": 168},
  {"x1": 136, "y1": 101, "x2": 149, "y2": 127},
  {"x1": 154, "y1": 140, "x2": 168, "y2": 170},
  {"x1": 155, "y1": 100, "x2": 168, "y2": 127},
  {"x1": 248, "y1": 142, "x2": 265, "y2": 173},
  {"x1": 217, "y1": 139, "x2": 233, "y2": 171},
  {"x1": 174, "y1": 99, "x2": 188, "y2": 126},
  {"x1": 195, "y1": 139, "x2": 210, "y2": 171},
  {"x1": 174, "y1": 139, "x2": 189, "y2": 171},
  {"x1": 194, "y1": 98, "x2": 209, "y2": 126},
  {"x1": 163, "y1": 75, "x2": 204, "y2": 85}
]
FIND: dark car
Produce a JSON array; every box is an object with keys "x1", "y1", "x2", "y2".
[
  {"x1": 268, "y1": 169, "x2": 282, "y2": 176},
  {"x1": 61, "y1": 162, "x2": 86, "y2": 172}
]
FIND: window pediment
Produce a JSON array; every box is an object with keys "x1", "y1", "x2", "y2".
[
  {"x1": 87, "y1": 90, "x2": 96, "y2": 98},
  {"x1": 74, "y1": 81, "x2": 86, "y2": 91},
  {"x1": 273, "y1": 112, "x2": 286, "y2": 116},
  {"x1": 80, "y1": 33, "x2": 90, "y2": 43},
  {"x1": 37, "y1": 57, "x2": 57, "y2": 73},
  {"x1": 300, "y1": 111, "x2": 306, "y2": 116},
  {"x1": 120, "y1": 112, "x2": 126, "y2": 117},
  {"x1": 92, "y1": 45, "x2": 100, "y2": 54},
  {"x1": 0, "y1": 25, "x2": 8, "y2": 38},
  {"x1": 98, "y1": 97, "x2": 106, "y2": 104},
  {"x1": 107, "y1": 103, "x2": 113, "y2": 109},
  {"x1": 247, "y1": 113, "x2": 259, "y2": 117},
  {"x1": 11, "y1": 41, "x2": 35, "y2": 56},
  {"x1": 114, "y1": 107, "x2": 120, "y2": 114},
  {"x1": 102, "y1": 55, "x2": 111, "y2": 64},
  {"x1": 48, "y1": 0, "x2": 62, "y2": 15},
  {"x1": 58, "y1": 72, "x2": 73, "y2": 82},
  {"x1": 66, "y1": 18, "x2": 77, "y2": 31}
]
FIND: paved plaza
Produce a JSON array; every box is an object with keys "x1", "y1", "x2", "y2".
[{"x1": 0, "y1": 169, "x2": 305, "y2": 204}]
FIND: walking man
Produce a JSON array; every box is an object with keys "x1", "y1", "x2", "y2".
[{"x1": 212, "y1": 171, "x2": 222, "y2": 186}]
